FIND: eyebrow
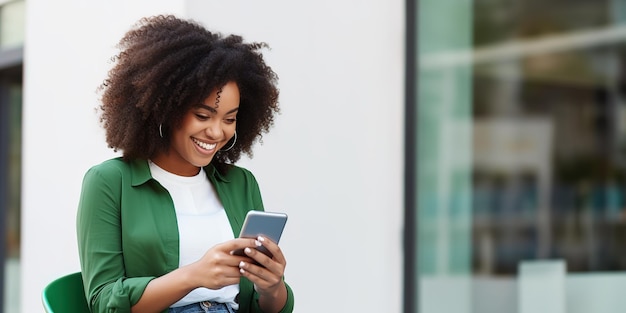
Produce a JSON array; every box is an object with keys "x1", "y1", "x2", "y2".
[{"x1": 197, "y1": 104, "x2": 239, "y2": 114}]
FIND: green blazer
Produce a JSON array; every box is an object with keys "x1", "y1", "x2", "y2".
[{"x1": 76, "y1": 158, "x2": 294, "y2": 313}]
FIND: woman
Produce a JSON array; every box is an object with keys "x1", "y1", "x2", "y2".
[{"x1": 76, "y1": 15, "x2": 294, "y2": 313}]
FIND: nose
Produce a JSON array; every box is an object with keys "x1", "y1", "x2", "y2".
[{"x1": 204, "y1": 120, "x2": 223, "y2": 139}]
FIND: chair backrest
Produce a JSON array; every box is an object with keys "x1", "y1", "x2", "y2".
[{"x1": 42, "y1": 272, "x2": 90, "y2": 313}]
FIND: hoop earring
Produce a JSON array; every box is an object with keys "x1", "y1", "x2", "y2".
[
  {"x1": 159, "y1": 124, "x2": 164, "y2": 138},
  {"x1": 221, "y1": 132, "x2": 237, "y2": 152}
]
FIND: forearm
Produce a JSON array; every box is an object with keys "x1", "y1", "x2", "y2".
[{"x1": 131, "y1": 266, "x2": 198, "y2": 313}]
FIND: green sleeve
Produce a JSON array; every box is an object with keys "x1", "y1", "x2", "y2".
[
  {"x1": 238, "y1": 278, "x2": 294, "y2": 313},
  {"x1": 76, "y1": 164, "x2": 154, "y2": 313}
]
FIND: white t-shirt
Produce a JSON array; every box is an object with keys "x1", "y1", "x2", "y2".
[{"x1": 149, "y1": 161, "x2": 239, "y2": 309}]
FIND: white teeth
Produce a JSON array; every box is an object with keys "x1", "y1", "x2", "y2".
[{"x1": 193, "y1": 138, "x2": 216, "y2": 150}]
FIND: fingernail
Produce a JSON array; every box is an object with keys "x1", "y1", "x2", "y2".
[
  {"x1": 257, "y1": 236, "x2": 265, "y2": 242},
  {"x1": 244, "y1": 247, "x2": 252, "y2": 254},
  {"x1": 255, "y1": 240, "x2": 262, "y2": 247},
  {"x1": 240, "y1": 268, "x2": 245, "y2": 274},
  {"x1": 239, "y1": 261, "x2": 245, "y2": 268}
]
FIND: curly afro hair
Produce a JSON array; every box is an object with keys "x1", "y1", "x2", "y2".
[{"x1": 98, "y1": 15, "x2": 279, "y2": 172}]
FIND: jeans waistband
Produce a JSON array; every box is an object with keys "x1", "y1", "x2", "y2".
[{"x1": 169, "y1": 301, "x2": 235, "y2": 313}]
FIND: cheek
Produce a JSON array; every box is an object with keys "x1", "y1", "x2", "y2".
[
  {"x1": 179, "y1": 118, "x2": 203, "y2": 136},
  {"x1": 170, "y1": 132, "x2": 188, "y2": 155},
  {"x1": 228, "y1": 125, "x2": 237, "y2": 137},
  {"x1": 170, "y1": 124, "x2": 194, "y2": 149}
]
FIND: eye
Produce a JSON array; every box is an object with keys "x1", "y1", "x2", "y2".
[
  {"x1": 225, "y1": 118, "x2": 237, "y2": 124},
  {"x1": 195, "y1": 113, "x2": 209, "y2": 121}
]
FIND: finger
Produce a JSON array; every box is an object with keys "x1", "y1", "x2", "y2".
[
  {"x1": 222, "y1": 238, "x2": 259, "y2": 252},
  {"x1": 238, "y1": 266, "x2": 263, "y2": 286},
  {"x1": 242, "y1": 246, "x2": 273, "y2": 269},
  {"x1": 238, "y1": 260, "x2": 267, "y2": 280},
  {"x1": 202, "y1": 242, "x2": 256, "y2": 268},
  {"x1": 238, "y1": 260, "x2": 281, "y2": 286},
  {"x1": 222, "y1": 238, "x2": 260, "y2": 260},
  {"x1": 201, "y1": 266, "x2": 244, "y2": 289},
  {"x1": 243, "y1": 246, "x2": 285, "y2": 276},
  {"x1": 228, "y1": 254, "x2": 256, "y2": 267},
  {"x1": 256, "y1": 236, "x2": 286, "y2": 265},
  {"x1": 221, "y1": 266, "x2": 246, "y2": 279}
]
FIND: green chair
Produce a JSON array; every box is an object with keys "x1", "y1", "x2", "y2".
[{"x1": 42, "y1": 272, "x2": 90, "y2": 313}]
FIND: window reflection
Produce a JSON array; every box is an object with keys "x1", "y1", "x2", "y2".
[
  {"x1": 472, "y1": 0, "x2": 626, "y2": 274},
  {"x1": 1, "y1": 66, "x2": 21, "y2": 313},
  {"x1": 0, "y1": 0, "x2": 25, "y2": 49}
]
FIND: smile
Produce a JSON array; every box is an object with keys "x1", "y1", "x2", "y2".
[{"x1": 192, "y1": 138, "x2": 217, "y2": 151}]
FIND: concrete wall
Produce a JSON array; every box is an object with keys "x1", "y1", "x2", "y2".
[{"x1": 22, "y1": 1, "x2": 404, "y2": 312}]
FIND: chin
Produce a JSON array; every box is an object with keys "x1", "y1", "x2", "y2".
[{"x1": 198, "y1": 157, "x2": 216, "y2": 167}]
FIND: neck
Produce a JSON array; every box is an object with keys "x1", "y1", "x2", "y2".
[{"x1": 150, "y1": 153, "x2": 200, "y2": 177}]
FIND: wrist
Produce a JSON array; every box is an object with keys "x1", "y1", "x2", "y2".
[
  {"x1": 257, "y1": 281, "x2": 288, "y2": 312},
  {"x1": 258, "y1": 281, "x2": 283, "y2": 296},
  {"x1": 178, "y1": 262, "x2": 202, "y2": 290}
]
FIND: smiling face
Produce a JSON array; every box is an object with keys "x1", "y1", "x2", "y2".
[{"x1": 152, "y1": 81, "x2": 240, "y2": 176}]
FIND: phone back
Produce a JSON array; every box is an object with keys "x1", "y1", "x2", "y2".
[{"x1": 239, "y1": 211, "x2": 288, "y2": 244}]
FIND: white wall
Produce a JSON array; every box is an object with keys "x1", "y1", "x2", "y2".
[
  {"x1": 22, "y1": 1, "x2": 404, "y2": 312},
  {"x1": 21, "y1": 1, "x2": 186, "y2": 312}
]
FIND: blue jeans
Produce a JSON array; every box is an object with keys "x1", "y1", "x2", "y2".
[{"x1": 169, "y1": 301, "x2": 236, "y2": 313}]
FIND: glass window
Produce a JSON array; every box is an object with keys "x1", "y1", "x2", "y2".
[
  {"x1": 1, "y1": 64, "x2": 21, "y2": 313},
  {"x1": 0, "y1": 1, "x2": 24, "y2": 312},
  {"x1": 0, "y1": 0, "x2": 25, "y2": 49},
  {"x1": 414, "y1": 0, "x2": 626, "y2": 312}
]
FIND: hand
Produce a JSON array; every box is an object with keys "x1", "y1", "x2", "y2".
[
  {"x1": 238, "y1": 236, "x2": 288, "y2": 304},
  {"x1": 189, "y1": 238, "x2": 258, "y2": 290}
]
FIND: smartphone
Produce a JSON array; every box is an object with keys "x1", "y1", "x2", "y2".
[{"x1": 232, "y1": 211, "x2": 288, "y2": 259}]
